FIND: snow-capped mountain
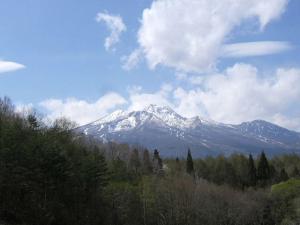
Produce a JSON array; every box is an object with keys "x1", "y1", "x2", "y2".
[{"x1": 76, "y1": 105, "x2": 300, "y2": 157}]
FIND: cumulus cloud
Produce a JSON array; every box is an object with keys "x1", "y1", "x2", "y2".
[
  {"x1": 0, "y1": 60, "x2": 25, "y2": 74},
  {"x1": 222, "y1": 41, "x2": 291, "y2": 58},
  {"x1": 96, "y1": 12, "x2": 126, "y2": 51},
  {"x1": 134, "y1": 0, "x2": 288, "y2": 72},
  {"x1": 40, "y1": 92, "x2": 127, "y2": 125},
  {"x1": 127, "y1": 84, "x2": 174, "y2": 111},
  {"x1": 173, "y1": 64, "x2": 300, "y2": 131}
]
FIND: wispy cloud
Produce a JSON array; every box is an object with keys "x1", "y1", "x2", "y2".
[
  {"x1": 0, "y1": 60, "x2": 25, "y2": 74},
  {"x1": 96, "y1": 12, "x2": 126, "y2": 51},
  {"x1": 222, "y1": 41, "x2": 291, "y2": 58},
  {"x1": 121, "y1": 48, "x2": 143, "y2": 70}
]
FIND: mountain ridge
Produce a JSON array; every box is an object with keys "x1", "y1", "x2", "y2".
[{"x1": 76, "y1": 105, "x2": 300, "y2": 157}]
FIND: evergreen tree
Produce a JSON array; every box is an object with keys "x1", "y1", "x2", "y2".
[
  {"x1": 247, "y1": 154, "x2": 257, "y2": 187},
  {"x1": 27, "y1": 114, "x2": 39, "y2": 129},
  {"x1": 186, "y1": 149, "x2": 194, "y2": 176},
  {"x1": 0, "y1": 99, "x2": 110, "y2": 225},
  {"x1": 269, "y1": 164, "x2": 278, "y2": 183},
  {"x1": 257, "y1": 151, "x2": 271, "y2": 185},
  {"x1": 153, "y1": 149, "x2": 163, "y2": 175},
  {"x1": 142, "y1": 149, "x2": 153, "y2": 174}
]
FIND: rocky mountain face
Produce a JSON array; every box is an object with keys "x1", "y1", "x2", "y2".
[{"x1": 75, "y1": 105, "x2": 300, "y2": 157}]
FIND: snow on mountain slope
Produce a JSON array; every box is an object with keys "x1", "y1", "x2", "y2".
[
  {"x1": 76, "y1": 105, "x2": 300, "y2": 157},
  {"x1": 82, "y1": 104, "x2": 214, "y2": 133},
  {"x1": 236, "y1": 120, "x2": 300, "y2": 145},
  {"x1": 91, "y1": 110, "x2": 127, "y2": 125}
]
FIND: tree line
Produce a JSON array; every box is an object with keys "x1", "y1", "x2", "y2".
[
  {"x1": 181, "y1": 149, "x2": 296, "y2": 188},
  {"x1": 0, "y1": 97, "x2": 299, "y2": 225}
]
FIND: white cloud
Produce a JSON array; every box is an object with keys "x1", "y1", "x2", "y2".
[
  {"x1": 121, "y1": 48, "x2": 143, "y2": 70},
  {"x1": 175, "y1": 73, "x2": 188, "y2": 81},
  {"x1": 15, "y1": 103, "x2": 34, "y2": 114},
  {"x1": 175, "y1": 72, "x2": 205, "y2": 85},
  {"x1": 172, "y1": 64, "x2": 300, "y2": 131},
  {"x1": 222, "y1": 41, "x2": 291, "y2": 58},
  {"x1": 127, "y1": 84, "x2": 174, "y2": 111},
  {"x1": 96, "y1": 12, "x2": 126, "y2": 51},
  {"x1": 134, "y1": 0, "x2": 288, "y2": 73},
  {"x1": 0, "y1": 60, "x2": 25, "y2": 74},
  {"x1": 40, "y1": 92, "x2": 127, "y2": 125}
]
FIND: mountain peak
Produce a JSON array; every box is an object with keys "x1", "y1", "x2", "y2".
[
  {"x1": 142, "y1": 104, "x2": 188, "y2": 128},
  {"x1": 241, "y1": 119, "x2": 287, "y2": 130}
]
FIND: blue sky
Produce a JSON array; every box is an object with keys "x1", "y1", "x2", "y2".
[
  {"x1": 0, "y1": 0, "x2": 168, "y2": 102},
  {"x1": 1, "y1": 0, "x2": 300, "y2": 130}
]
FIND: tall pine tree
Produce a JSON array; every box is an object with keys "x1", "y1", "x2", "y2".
[
  {"x1": 247, "y1": 154, "x2": 257, "y2": 187},
  {"x1": 257, "y1": 151, "x2": 270, "y2": 186},
  {"x1": 186, "y1": 149, "x2": 194, "y2": 176},
  {"x1": 153, "y1": 149, "x2": 163, "y2": 175}
]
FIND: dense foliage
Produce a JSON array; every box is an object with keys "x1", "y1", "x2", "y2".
[{"x1": 0, "y1": 97, "x2": 300, "y2": 225}]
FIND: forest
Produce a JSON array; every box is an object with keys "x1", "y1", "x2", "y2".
[{"x1": 0, "y1": 96, "x2": 300, "y2": 225}]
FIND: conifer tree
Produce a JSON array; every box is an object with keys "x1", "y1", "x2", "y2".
[
  {"x1": 257, "y1": 151, "x2": 270, "y2": 185},
  {"x1": 153, "y1": 149, "x2": 163, "y2": 175},
  {"x1": 247, "y1": 154, "x2": 257, "y2": 186},
  {"x1": 186, "y1": 149, "x2": 194, "y2": 175},
  {"x1": 27, "y1": 114, "x2": 39, "y2": 129}
]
